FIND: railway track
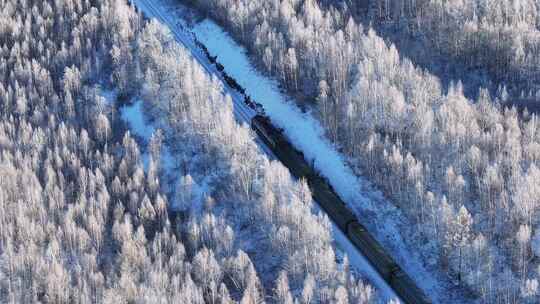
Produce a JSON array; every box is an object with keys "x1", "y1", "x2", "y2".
[
  {"x1": 131, "y1": 1, "x2": 431, "y2": 303},
  {"x1": 136, "y1": 0, "x2": 281, "y2": 157}
]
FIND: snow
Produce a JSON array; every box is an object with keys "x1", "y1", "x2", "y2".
[
  {"x1": 96, "y1": 88, "x2": 149, "y2": 142},
  {"x1": 532, "y1": 231, "x2": 540, "y2": 258},
  {"x1": 98, "y1": 87, "x2": 176, "y2": 173},
  {"x1": 120, "y1": 100, "x2": 155, "y2": 142},
  {"x1": 98, "y1": 87, "x2": 118, "y2": 106},
  {"x1": 119, "y1": 99, "x2": 176, "y2": 184},
  {"x1": 130, "y1": 0, "x2": 466, "y2": 302},
  {"x1": 115, "y1": 96, "x2": 209, "y2": 211}
]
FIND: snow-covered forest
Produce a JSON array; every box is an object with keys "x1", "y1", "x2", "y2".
[
  {"x1": 312, "y1": 0, "x2": 540, "y2": 103},
  {"x1": 187, "y1": 0, "x2": 540, "y2": 302},
  {"x1": 0, "y1": 0, "x2": 378, "y2": 303},
  {"x1": 350, "y1": 0, "x2": 540, "y2": 101},
  {"x1": 4, "y1": 0, "x2": 540, "y2": 302}
]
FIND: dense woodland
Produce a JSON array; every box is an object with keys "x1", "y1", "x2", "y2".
[
  {"x1": 0, "y1": 0, "x2": 377, "y2": 303},
  {"x1": 189, "y1": 0, "x2": 540, "y2": 302},
  {"x1": 356, "y1": 0, "x2": 540, "y2": 101},
  {"x1": 317, "y1": 0, "x2": 540, "y2": 102}
]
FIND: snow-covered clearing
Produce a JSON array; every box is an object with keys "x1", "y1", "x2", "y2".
[
  {"x1": 130, "y1": 0, "x2": 467, "y2": 302},
  {"x1": 99, "y1": 88, "x2": 172, "y2": 172},
  {"x1": 120, "y1": 100, "x2": 174, "y2": 170},
  {"x1": 118, "y1": 98, "x2": 216, "y2": 213},
  {"x1": 120, "y1": 100, "x2": 154, "y2": 142}
]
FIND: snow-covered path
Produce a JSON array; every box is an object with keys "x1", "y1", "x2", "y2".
[{"x1": 130, "y1": 0, "x2": 410, "y2": 302}]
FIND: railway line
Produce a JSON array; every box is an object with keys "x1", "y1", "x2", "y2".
[
  {"x1": 135, "y1": 0, "x2": 279, "y2": 158},
  {"x1": 131, "y1": 1, "x2": 431, "y2": 303}
]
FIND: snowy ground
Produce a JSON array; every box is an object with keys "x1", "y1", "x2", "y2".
[
  {"x1": 129, "y1": 0, "x2": 473, "y2": 302},
  {"x1": 120, "y1": 100, "x2": 174, "y2": 170}
]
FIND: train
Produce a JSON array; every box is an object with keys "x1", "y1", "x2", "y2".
[
  {"x1": 193, "y1": 30, "x2": 432, "y2": 304},
  {"x1": 251, "y1": 115, "x2": 431, "y2": 304}
]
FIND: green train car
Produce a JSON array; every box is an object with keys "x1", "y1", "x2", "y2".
[{"x1": 251, "y1": 114, "x2": 431, "y2": 304}]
